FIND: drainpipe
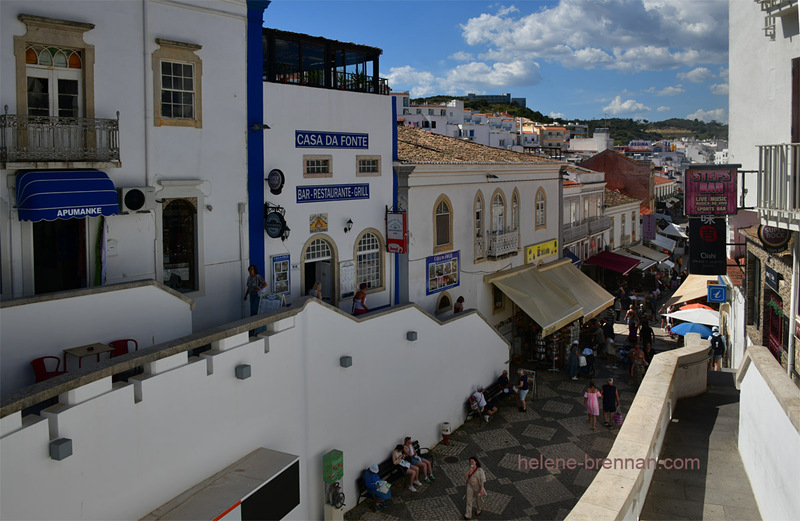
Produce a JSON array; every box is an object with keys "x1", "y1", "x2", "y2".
[
  {"x1": 141, "y1": 0, "x2": 159, "y2": 277},
  {"x1": 788, "y1": 230, "x2": 798, "y2": 380}
]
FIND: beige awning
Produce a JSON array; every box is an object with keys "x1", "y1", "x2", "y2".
[
  {"x1": 539, "y1": 259, "x2": 615, "y2": 321},
  {"x1": 627, "y1": 244, "x2": 669, "y2": 263},
  {"x1": 661, "y1": 274, "x2": 718, "y2": 311},
  {"x1": 485, "y1": 263, "x2": 583, "y2": 337}
]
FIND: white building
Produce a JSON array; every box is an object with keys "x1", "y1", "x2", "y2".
[
  {"x1": 394, "y1": 127, "x2": 613, "y2": 347},
  {"x1": 561, "y1": 166, "x2": 611, "y2": 261},
  {"x1": 0, "y1": 0, "x2": 249, "y2": 332},
  {"x1": 255, "y1": 29, "x2": 395, "y2": 314},
  {"x1": 568, "y1": 128, "x2": 613, "y2": 154}
]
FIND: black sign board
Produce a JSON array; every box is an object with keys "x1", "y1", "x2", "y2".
[
  {"x1": 688, "y1": 217, "x2": 726, "y2": 275},
  {"x1": 765, "y1": 266, "x2": 781, "y2": 292}
]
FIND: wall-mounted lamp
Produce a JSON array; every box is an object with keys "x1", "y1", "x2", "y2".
[
  {"x1": 250, "y1": 123, "x2": 271, "y2": 131},
  {"x1": 206, "y1": 204, "x2": 213, "y2": 212},
  {"x1": 486, "y1": 174, "x2": 499, "y2": 179},
  {"x1": 344, "y1": 219, "x2": 353, "y2": 233},
  {"x1": 281, "y1": 226, "x2": 291, "y2": 241},
  {"x1": 50, "y1": 438, "x2": 73, "y2": 461},
  {"x1": 340, "y1": 356, "x2": 353, "y2": 368},
  {"x1": 235, "y1": 364, "x2": 252, "y2": 380},
  {"x1": 407, "y1": 331, "x2": 418, "y2": 341}
]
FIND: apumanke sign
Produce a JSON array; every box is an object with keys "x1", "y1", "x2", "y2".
[{"x1": 685, "y1": 164, "x2": 740, "y2": 216}]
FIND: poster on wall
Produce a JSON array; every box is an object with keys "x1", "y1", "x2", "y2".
[
  {"x1": 271, "y1": 254, "x2": 290, "y2": 295},
  {"x1": 685, "y1": 164, "x2": 739, "y2": 216},
  {"x1": 688, "y1": 216, "x2": 726, "y2": 275},
  {"x1": 340, "y1": 261, "x2": 355, "y2": 299},
  {"x1": 425, "y1": 251, "x2": 460, "y2": 295}
]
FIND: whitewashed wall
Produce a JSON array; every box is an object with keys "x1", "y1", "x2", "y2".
[
  {"x1": 0, "y1": 0, "x2": 249, "y2": 331},
  {"x1": 0, "y1": 282, "x2": 193, "y2": 394},
  {"x1": 403, "y1": 162, "x2": 561, "y2": 322},
  {"x1": 0, "y1": 301, "x2": 508, "y2": 520},
  {"x1": 737, "y1": 346, "x2": 800, "y2": 521},
  {"x1": 261, "y1": 83, "x2": 394, "y2": 313}
]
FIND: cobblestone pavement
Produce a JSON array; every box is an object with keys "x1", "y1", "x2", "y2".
[{"x1": 344, "y1": 317, "x2": 678, "y2": 521}]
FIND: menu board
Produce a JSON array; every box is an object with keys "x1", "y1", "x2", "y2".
[
  {"x1": 271, "y1": 254, "x2": 290, "y2": 295},
  {"x1": 426, "y1": 251, "x2": 460, "y2": 295},
  {"x1": 340, "y1": 261, "x2": 355, "y2": 298}
]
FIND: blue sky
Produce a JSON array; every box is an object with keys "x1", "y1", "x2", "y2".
[{"x1": 264, "y1": 0, "x2": 729, "y2": 123}]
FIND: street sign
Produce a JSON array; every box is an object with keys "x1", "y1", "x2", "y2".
[{"x1": 707, "y1": 284, "x2": 727, "y2": 303}]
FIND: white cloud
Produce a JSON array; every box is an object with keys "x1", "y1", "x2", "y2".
[
  {"x1": 686, "y1": 108, "x2": 727, "y2": 123},
  {"x1": 677, "y1": 67, "x2": 715, "y2": 83},
  {"x1": 657, "y1": 106, "x2": 671, "y2": 112},
  {"x1": 548, "y1": 112, "x2": 565, "y2": 119},
  {"x1": 386, "y1": 66, "x2": 438, "y2": 98},
  {"x1": 460, "y1": 0, "x2": 727, "y2": 72},
  {"x1": 603, "y1": 95, "x2": 651, "y2": 115},
  {"x1": 387, "y1": 60, "x2": 542, "y2": 98},
  {"x1": 710, "y1": 83, "x2": 729, "y2": 95},
  {"x1": 652, "y1": 85, "x2": 685, "y2": 96},
  {"x1": 449, "y1": 51, "x2": 474, "y2": 62},
  {"x1": 718, "y1": 67, "x2": 728, "y2": 81}
]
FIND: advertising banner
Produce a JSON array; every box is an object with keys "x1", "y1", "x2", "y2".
[
  {"x1": 426, "y1": 251, "x2": 460, "y2": 295},
  {"x1": 271, "y1": 254, "x2": 290, "y2": 295},
  {"x1": 685, "y1": 164, "x2": 739, "y2": 216},
  {"x1": 386, "y1": 212, "x2": 408, "y2": 254},
  {"x1": 525, "y1": 239, "x2": 559, "y2": 264},
  {"x1": 642, "y1": 214, "x2": 656, "y2": 240},
  {"x1": 688, "y1": 216, "x2": 727, "y2": 275}
]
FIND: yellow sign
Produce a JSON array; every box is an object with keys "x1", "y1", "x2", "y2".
[
  {"x1": 526, "y1": 239, "x2": 558, "y2": 264},
  {"x1": 309, "y1": 213, "x2": 328, "y2": 233}
]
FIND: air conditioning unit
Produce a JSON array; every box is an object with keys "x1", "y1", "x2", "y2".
[{"x1": 118, "y1": 187, "x2": 156, "y2": 213}]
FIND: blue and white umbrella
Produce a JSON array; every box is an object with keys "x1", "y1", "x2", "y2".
[{"x1": 670, "y1": 322, "x2": 713, "y2": 339}]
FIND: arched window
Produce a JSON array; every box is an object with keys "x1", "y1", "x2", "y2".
[
  {"x1": 305, "y1": 238, "x2": 332, "y2": 262},
  {"x1": 433, "y1": 195, "x2": 453, "y2": 252},
  {"x1": 512, "y1": 189, "x2": 519, "y2": 231},
  {"x1": 474, "y1": 192, "x2": 484, "y2": 260},
  {"x1": 535, "y1": 188, "x2": 546, "y2": 229},
  {"x1": 491, "y1": 191, "x2": 505, "y2": 234},
  {"x1": 162, "y1": 199, "x2": 197, "y2": 292},
  {"x1": 435, "y1": 292, "x2": 452, "y2": 316},
  {"x1": 356, "y1": 230, "x2": 383, "y2": 291}
]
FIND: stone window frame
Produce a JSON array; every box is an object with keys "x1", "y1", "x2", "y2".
[
  {"x1": 152, "y1": 38, "x2": 203, "y2": 128},
  {"x1": 354, "y1": 228, "x2": 385, "y2": 293},
  {"x1": 474, "y1": 191, "x2": 485, "y2": 263},
  {"x1": 535, "y1": 187, "x2": 547, "y2": 230},
  {"x1": 14, "y1": 14, "x2": 95, "y2": 118},
  {"x1": 303, "y1": 154, "x2": 333, "y2": 178},
  {"x1": 433, "y1": 194, "x2": 453, "y2": 254},
  {"x1": 490, "y1": 187, "x2": 507, "y2": 235},
  {"x1": 435, "y1": 291, "x2": 452, "y2": 316},
  {"x1": 356, "y1": 155, "x2": 381, "y2": 177}
]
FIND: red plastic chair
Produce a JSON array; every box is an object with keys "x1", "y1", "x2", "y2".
[
  {"x1": 31, "y1": 356, "x2": 67, "y2": 383},
  {"x1": 108, "y1": 339, "x2": 138, "y2": 359}
]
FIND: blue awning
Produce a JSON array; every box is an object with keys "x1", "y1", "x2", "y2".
[
  {"x1": 563, "y1": 248, "x2": 581, "y2": 267},
  {"x1": 16, "y1": 171, "x2": 119, "y2": 222}
]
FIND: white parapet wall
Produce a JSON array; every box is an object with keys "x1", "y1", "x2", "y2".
[
  {"x1": 0, "y1": 281, "x2": 194, "y2": 395},
  {"x1": 566, "y1": 333, "x2": 709, "y2": 521},
  {"x1": 736, "y1": 346, "x2": 800, "y2": 521},
  {"x1": 0, "y1": 300, "x2": 508, "y2": 520}
]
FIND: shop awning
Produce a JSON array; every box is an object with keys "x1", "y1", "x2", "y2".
[
  {"x1": 659, "y1": 222, "x2": 688, "y2": 238},
  {"x1": 661, "y1": 274, "x2": 718, "y2": 311},
  {"x1": 660, "y1": 259, "x2": 675, "y2": 269},
  {"x1": 627, "y1": 244, "x2": 669, "y2": 263},
  {"x1": 16, "y1": 170, "x2": 119, "y2": 222},
  {"x1": 485, "y1": 264, "x2": 583, "y2": 337},
  {"x1": 618, "y1": 252, "x2": 656, "y2": 271},
  {"x1": 655, "y1": 212, "x2": 673, "y2": 222},
  {"x1": 540, "y1": 259, "x2": 614, "y2": 321},
  {"x1": 651, "y1": 233, "x2": 676, "y2": 252},
  {"x1": 583, "y1": 250, "x2": 640, "y2": 276},
  {"x1": 563, "y1": 248, "x2": 581, "y2": 266}
]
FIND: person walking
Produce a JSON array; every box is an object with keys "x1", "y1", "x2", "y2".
[
  {"x1": 516, "y1": 369, "x2": 531, "y2": 412},
  {"x1": 601, "y1": 378, "x2": 621, "y2": 428},
  {"x1": 584, "y1": 380, "x2": 602, "y2": 431},
  {"x1": 463, "y1": 456, "x2": 486, "y2": 520},
  {"x1": 352, "y1": 282, "x2": 369, "y2": 316},
  {"x1": 710, "y1": 326, "x2": 727, "y2": 371},
  {"x1": 567, "y1": 341, "x2": 580, "y2": 381},
  {"x1": 243, "y1": 264, "x2": 267, "y2": 317}
]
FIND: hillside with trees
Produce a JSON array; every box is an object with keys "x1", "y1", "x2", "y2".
[{"x1": 410, "y1": 96, "x2": 728, "y2": 145}]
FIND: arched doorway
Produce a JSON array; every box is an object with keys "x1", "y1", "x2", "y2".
[{"x1": 302, "y1": 236, "x2": 337, "y2": 305}]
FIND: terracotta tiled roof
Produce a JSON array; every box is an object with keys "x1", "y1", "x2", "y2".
[
  {"x1": 654, "y1": 176, "x2": 674, "y2": 185},
  {"x1": 604, "y1": 188, "x2": 641, "y2": 208},
  {"x1": 396, "y1": 126, "x2": 558, "y2": 164},
  {"x1": 726, "y1": 257, "x2": 744, "y2": 287},
  {"x1": 563, "y1": 180, "x2": 580, "y2": 187},
  {"x1": 641, "y1": 205, "x2": 652, "y2": 215}
]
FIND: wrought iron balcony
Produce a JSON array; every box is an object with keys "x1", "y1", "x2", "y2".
[
  {"x1": 487, "y1": 229, "x2": 519, "y2": 258},
  {"x1": 562, "y1": 221, "x2": 589, "y2": 244},
  {"x1": 757, "y1": 143, "x2": 800, "y2": 231},
  {"x1": 1, "y1": 110, "x2": 120, "y2": 167},
  {"x1": 588, "y1": 216, "x2": 612, "y2": 234}
]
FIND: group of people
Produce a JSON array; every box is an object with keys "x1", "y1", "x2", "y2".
[
  {"x1": 583, "y1": 378, "x2": 621, "y2": 431},
  {"x1": 470, "y1": 369, "x2": 531, "y2": 420},
  {"x1": 363, "y1": 437, "x2": 435, "y2": 511}
]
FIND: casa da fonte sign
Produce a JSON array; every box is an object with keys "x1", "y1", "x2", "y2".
[
  {"x1": 295, "y1": 130, "x2": 369, "y2": 149},
  {"x1": 685, "y1": 164, "x2": 740, "y2": 216}
]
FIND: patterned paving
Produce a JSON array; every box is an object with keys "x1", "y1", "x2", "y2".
[{"x1": 344, "y1": 317, "x2": 669, "y2": 520}]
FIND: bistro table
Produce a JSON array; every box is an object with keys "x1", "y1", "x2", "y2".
[{"x1": 63, "y1": 343, "x2": 114, "y2": 369}]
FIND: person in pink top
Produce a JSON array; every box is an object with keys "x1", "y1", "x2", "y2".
[{"x1": 584, "y1": 380, "x2": 603, "y2": 431}]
